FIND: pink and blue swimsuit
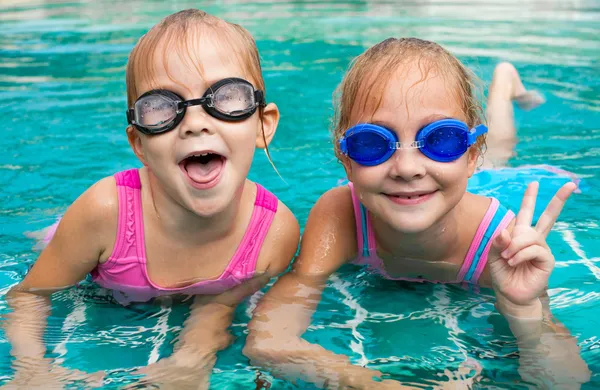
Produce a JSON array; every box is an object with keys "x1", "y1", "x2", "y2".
[{"x1": 348, "y1": 182, "x2": 515, "y2": 284}]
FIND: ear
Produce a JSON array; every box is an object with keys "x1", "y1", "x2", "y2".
[
  {"x1": 126, "y1": 126, "x2": 148, "y2": 166},
  {"x1": 256, "y1": 103, "x2": 279, "y2": 149},
  {"x1": 467, "y1": 147, "x2": 479, "y2": 178}
]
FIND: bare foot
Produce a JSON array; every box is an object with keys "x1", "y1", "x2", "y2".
[{"x1": 514, "y1": 90, "x2": 546, "y2": 111}]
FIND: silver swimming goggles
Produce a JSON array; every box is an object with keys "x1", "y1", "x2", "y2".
[{"x1": 127, "y1": 77, "x2": 265, "y2": 135}]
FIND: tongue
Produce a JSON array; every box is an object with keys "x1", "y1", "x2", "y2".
[{"x1": 185, "y1": 158, "x2": 223, "y2": 183}]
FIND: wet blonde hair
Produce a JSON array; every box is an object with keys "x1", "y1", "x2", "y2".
[
  {"x1": 125, "y1": 9, "x2": 276, "y2": 166},
  {"x1": 332, "y1": 37, "x2": 486, "y2": 162}
]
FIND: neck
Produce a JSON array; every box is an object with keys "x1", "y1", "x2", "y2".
[
  {"x1": 145, "y1": 169, "x2": 247, "y2": 245},
  {"x1": 371, "y1": 201, "x2": 466, "y2": 264}
]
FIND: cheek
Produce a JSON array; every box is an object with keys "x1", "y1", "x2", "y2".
[
  {"x1": 227, "y1": 125, "x2": 258, "y2": 161},
  {"x1": 430, "y1": 157, "x2": 469, "y2": 189},
  {"x1": 143, "y1": 137, "x2": 171, "y2": 160},
  {"x1": 350, "y1": 163, "x2": 388, "y2": 190},
  {"x1": 234, "y1": 120, "x2": 260, "y2": 142}
]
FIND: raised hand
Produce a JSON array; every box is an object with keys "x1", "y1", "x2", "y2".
[{"x1": 488, "y1": 181, "x2": 577, "y2": 317}]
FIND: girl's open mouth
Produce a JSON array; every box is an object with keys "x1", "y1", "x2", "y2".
[{"x1": 179, "y1": 153, "x2": 226, "y2": 190}]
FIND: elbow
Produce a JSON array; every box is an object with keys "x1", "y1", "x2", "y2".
[
  {"x1": 5, "y1": 287, "x2": 48, "y2": 309},
  {"x1": 243, "y1": 331, "x2": 290, "y2": 368},
  {"x1": 242, "y1": 333, "x2": 273, "y2": 366}
]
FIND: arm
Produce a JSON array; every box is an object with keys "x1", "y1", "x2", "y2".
[
  {"x1": 496, "y1": 293, "x2": 590, "y2": 389},
  {"x1": 132, "y1": 277, "x2": 270, "y2": 389},
  {"x1": 4, "y1": 177, "x2": 116, "y2": 383},
  {"x1": 133, "y1": 198, "x2": 301, "y2": 389},
  {"x1": 488, "y1": 182, "x2": 590, "y2": 388},
  {"x1": 244, "y1": 187, "x2": 413, "y2": 389}
]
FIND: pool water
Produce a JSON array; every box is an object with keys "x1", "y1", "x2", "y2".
[{"x1": 1, "y1": 0, "x2": 599, "y2": 388}]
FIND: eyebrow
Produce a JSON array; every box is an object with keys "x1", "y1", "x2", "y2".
[
  {"x1": 146, "y1": 77, "x2": 227, "y2": 98},
  {"x1": 370, "y1": 114, "x2": 457, "y2": 131},
  {"x1": 419, "y1": 113, "x2": 455, "y2": 124}
]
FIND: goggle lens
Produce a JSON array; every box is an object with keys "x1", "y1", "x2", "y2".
[
  {"x1": 212, "y1": 82, "x2": 256, "y2": 117},
  {"x1": 134, "y1": 93, "x2": 179, "y2": 130},
  {"x1": 424, "y1": 127, "x2": 468, "y2": 160},
  {"x1": 347, "y1": 130, "x2": 389, "y2": 163}
]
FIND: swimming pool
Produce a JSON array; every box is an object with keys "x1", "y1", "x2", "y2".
[{"x1": 1, "y1": 0, "x2": 599, "y2": 388}]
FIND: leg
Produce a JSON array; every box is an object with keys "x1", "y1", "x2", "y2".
[
  {"x1": 482, "y1": 62, "x2": 545, "y2": 169},
  {"x1": 25, "y1": 220, "x2": 60, "y2": 251}
]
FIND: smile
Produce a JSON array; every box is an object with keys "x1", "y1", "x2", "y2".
[{"x1": 384, "y1": 190, "x2": 438, "y2": 205}]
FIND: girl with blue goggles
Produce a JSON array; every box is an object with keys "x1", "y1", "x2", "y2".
[
  {"x1": 339, "y1": 118, "x2": 488, "y2": 166},
  {"x1": 246, "y1": 37, "x2": 584, "y2": 390}
]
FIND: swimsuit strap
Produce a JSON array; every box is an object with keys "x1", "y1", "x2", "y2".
[
  {"x1": 222, "y1": 183, "x2": 278, "y2": 277},
  {"x1": 349, "y1": 182, "x2": 369, "y2": 258},
  {"x1": 457, "y1": 198, "x2": 515, "y2": 283},
  {"x1": 109, "y1": 168, "x2": 144, "y2": 262}
]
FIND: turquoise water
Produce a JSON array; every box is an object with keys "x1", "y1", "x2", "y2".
[{"x1": 1, "y1": 0, "x2": 599, "y2": 388}]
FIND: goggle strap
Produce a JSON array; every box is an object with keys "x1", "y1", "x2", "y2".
[
  {"x1": 467, "y1": 124, "x2": 488, "y2": 145},
  {"x1": 339, "y1": 137, "x2": 348, "y2": 154},
  {"x1": 255, "y1": 90, "x2": 266, "y2": 107},
  {"x1": 180, "y1": 97, "x2": 211, "y2": 109},
  {"x1": 126, "y1": 109, "x2": 134, "y2": 124}
]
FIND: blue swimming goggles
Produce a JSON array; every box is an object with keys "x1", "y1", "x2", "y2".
[{"x1": 339, "y1": 119, "x2": 488, "y2": 166}]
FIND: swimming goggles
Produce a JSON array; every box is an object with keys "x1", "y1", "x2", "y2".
[
  {"x1": 339, "y1": 119, "x2": 488, "y2": 166},
  {"x1": 127, "y1": 77, "x2": 265, "y2": 135}
]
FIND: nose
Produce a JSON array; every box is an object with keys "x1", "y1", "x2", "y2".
[
  {"x1": 388, "y1": 148, "x2": 427, "y2": 181},
  {"x1": 177, "y1": 105, "x2": 214, "y2": 138}
]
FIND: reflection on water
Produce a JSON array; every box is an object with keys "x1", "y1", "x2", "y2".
[{"x1": 0, "y1": 0, "x2": 599, "y2": 388}]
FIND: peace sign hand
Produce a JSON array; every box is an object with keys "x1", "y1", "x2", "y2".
[{"x1": 488, "y1": 181, "x2": 577, "y2": 318}]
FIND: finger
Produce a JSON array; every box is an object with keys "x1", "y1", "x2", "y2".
[
  {"x1": 507, "y1": 244, "x2": 554, "y2": 271},
  {"x1": 499, "y1": 231, "x2": 543, "y2": 260},
  {"x1": 489, "y1": 229, "x2": 511, "y2": 265},
  {"x1": 515, "y1": 182, "x2": 539, "y2": 228},
  {"x1": 535, "y1": 181, "x2": 577, "y2": 237}
]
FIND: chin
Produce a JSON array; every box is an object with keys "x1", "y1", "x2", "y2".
[
  {"x1": 387, "y1": 218, "x2": 436, "y2": 234},
  {"x1": 188, "y1": 193, "x2": 234, "y2": 217},
  {"x1": 188, "y1": 176, "x2": 246, "y2": 217}
]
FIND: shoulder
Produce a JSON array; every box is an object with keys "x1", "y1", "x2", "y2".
[
  {"x1": 60, "y1": 175, "x2": 119, "y2": 257},
  {"x1": 19, "y1": 175, "x2": 120, "y2": 291},
  {"x1": 74, "y1": 175, "x2": 118, "y2": 224},
  {"x1": 311, "y1": 185, "x2": 355, "y2": 219},
  {"x1": 293, "y1": 185, "x2": 357, "y2": 277}
]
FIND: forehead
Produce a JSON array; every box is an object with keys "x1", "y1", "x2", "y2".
[
  {"x1": 353, "y1": 61, "x2": 465, "y2": 124},
  {"x1": 138, "y1": 29, "x2": 252, "y2": 95}
]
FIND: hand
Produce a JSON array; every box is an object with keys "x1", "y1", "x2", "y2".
[
  {"x1": 432, "y1": 359, "x2": 482, "y2": 390},
  {"x1": 488, "y1": 181, "x2": 577, "y2": 317},
  {"x1": 2, "y1": 357, "x2": 104, "y2": 389},
  {"x1": 126, "y1": 349, "x2": 215, "y2": 390},
  {"x1": 346, "y1": 360, "x2": 481, "y2": 389}
]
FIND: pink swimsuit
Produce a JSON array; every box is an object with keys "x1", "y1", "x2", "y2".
[
  {"x1": 349, "y1": 182, "x2": 514, "y2": 285},
  {"x1": 45, "y1": 169, "x2": 278, "y2": 305}
]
